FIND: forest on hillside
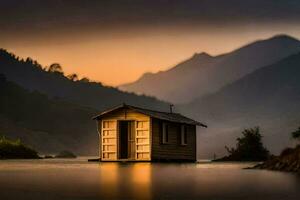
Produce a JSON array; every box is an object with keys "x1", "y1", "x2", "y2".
[{"x1": 0, "y1": 74, "x2": 98, "y2": 155}]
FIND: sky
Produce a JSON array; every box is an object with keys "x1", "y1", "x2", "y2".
[{"x1": 1, "y1": 0, "x2": 300, "y2": 86}]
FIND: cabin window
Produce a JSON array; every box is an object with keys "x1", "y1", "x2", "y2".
[
  {"x1": 162, "y1": 123, "x2": 169, "y2": 144},
  {"x1": 181, "y1": 125, "x2": 188, "y2": 145}
]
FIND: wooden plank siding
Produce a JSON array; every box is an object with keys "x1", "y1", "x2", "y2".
[
  {"x1": 97, "y1": 108, "x2": 151, "y2": 161},
  {"x1": 151, "y1": 118, "x2": 196, "y2": 162}
]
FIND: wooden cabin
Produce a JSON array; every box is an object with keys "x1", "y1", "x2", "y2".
[{"x1": 93, "y1": 104, "x2": 206, "y2": 162}]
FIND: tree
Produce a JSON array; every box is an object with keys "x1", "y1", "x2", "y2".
[
  {"x1": 80, "y1": 77, "x2": 90, "y2": 83},
  {"x1": 25, "y1": 57, "x2": 33, "y2": 64},
  {"x1": 67, "y1": 73, "x2": 78, "y2": 81},
  {"x1": 291, "y1": 127, "x2": 300, "y2": 141},
  {"x1": 47, "y1": 63, "x2": 64, "y2": 74},
  {"x1": 32, "y1": 60, "x2": 42, "y2": 69},
  {"x1": 219, "y1": 127, "x2": 270, "y2": 161}
]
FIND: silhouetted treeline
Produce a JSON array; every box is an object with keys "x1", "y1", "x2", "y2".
[
  {"x1": 0, "y1": 48, "x2": 168, "y2": 112},
  {"x1": 0, "y1": 48, "x2": 101, "y2": 84}
]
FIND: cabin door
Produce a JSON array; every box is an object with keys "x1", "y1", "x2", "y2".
[{"x1": 119, "y1": 121, "x2": 135, "y2": 159}]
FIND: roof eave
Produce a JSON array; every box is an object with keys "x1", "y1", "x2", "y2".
[
  {"x1": 92, "y1": 103, "x2": 128, "y2": 120},
  {"x1": 196, "y1": 123, "x2": 208, "y2": 128}
]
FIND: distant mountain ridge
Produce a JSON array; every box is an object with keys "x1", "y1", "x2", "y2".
[
  {"x1": 0, "y1": 49, "x2": 169, "y2": 111},
  {"x1": 185, "y1": 51, "x2": 300, "y2": 120},
  {"x1": 120, "y1": 35, "x2": 300, "y2": 103},
  {"x1": 181, "y1": 51, "x2": 300, "y2": 158}
]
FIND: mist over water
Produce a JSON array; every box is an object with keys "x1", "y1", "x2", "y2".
[{"x1": 0, "y1": 158, "x2": 299, "y2": 200}]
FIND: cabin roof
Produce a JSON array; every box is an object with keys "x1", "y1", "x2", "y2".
[{"x1": 93, "y1": 104, "x2": 207, "y2": 127}]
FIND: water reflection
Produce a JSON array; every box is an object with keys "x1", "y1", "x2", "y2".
[
  {"x1": 98, "y1": 163, "x2": 151, "y2": 200},
  {"x1": 130, "y1": 163, "x2": 151, "y2": 200},
  {"x1": 0, "y1": 159, "x2": 299, "y2": 200},
  {"x1": 98, "y1": 163, "x2": 120, "y2": 199}
]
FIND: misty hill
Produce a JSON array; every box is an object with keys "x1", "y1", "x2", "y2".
[
  {"x1": 0, "y1": 74, "x2": 98, "y2": 155},
  {"x1": 182, "y1": 52, "x2": 300, "y2": 158},
  {"x1": 120, "y1": 35, "x2": 300, "y2": 103},
  {"x1": 0, "y1": 49, "x2": 168, "y2": 111}
]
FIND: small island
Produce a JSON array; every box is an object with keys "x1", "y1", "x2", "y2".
[
  {"x1": 55, "y1": 150, "x2": 77, "y2": 158},
  {"x1": 214, "y1": 127, "x2": 270, "y2": 162},
  {"x1": 0, "y1": 135, "x2": 40, "y2": 159}
]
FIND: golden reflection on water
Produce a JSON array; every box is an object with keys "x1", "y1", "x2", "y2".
[
  {"x1": 98, "y1": 163, "x2": 120, "y2": 198},
  {"x1": 130, "y1": 163, "x2": 151, "y2": 200},
  {"x1": 98, "y1": 163, "x2": 151, "y2": 200}
]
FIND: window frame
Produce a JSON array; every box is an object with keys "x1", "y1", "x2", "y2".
[
  {"x1": 162, "y1": 122, "x2": 169, "y2": 144},
  {"x1": 180, "y1": 125, "x2": 188, "y2": 145}
]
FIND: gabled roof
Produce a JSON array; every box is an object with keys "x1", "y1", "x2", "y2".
[{"x1": 93, "y1": 104, "x2": 207, "y2": 127}]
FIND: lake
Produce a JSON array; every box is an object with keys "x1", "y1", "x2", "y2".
[{"x1": 0, "y1": 158, "x2": 299, "y2": 200}]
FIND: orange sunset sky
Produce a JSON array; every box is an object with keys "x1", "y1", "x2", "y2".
[{"x1": 1, "y1": 1, "x2": 300, "y2": 86}]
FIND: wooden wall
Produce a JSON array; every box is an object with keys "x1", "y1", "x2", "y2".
[
  {"x1": 97, "y1": 108, "x2": 151, "y2": 161},
  {"x1": 151, "y1": 118, "x2": 196, "y2": 161}
]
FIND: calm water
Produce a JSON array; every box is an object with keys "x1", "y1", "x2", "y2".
[{"x1": 0, "y1": 158, "x2": 299, "y2": 200}]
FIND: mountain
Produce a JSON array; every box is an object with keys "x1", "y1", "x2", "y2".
[
  {"x1": 182, "y1": 52, "x2": 300, "y2": 158},
  {"x1": 0, "y1": 74, "x2": 98, "y2": 155},
  {"x1": 120, "y1": 35, "x2": 300, "y2": 103},
  {"x1": 0, "y1": 49, "x2": 169, "y2": 111},
  {"x1": 0, "y1": 49, "x2": 169, "y2": 155}
]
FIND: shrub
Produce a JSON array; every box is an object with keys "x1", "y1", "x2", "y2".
[{"x1": 0, "y1": 136, "x2": 39, "y2": 159}]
